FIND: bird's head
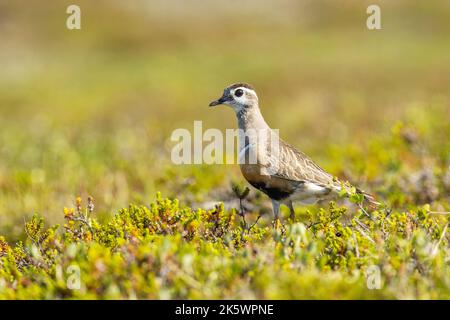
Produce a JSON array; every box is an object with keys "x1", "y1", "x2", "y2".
[{"x1": 209, "y1": 83, "x2": 258, "y2": 113}]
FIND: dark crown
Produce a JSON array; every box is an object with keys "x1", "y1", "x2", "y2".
[{"x1": 228, "y1": 83, "x2": 256, "y2": 91}]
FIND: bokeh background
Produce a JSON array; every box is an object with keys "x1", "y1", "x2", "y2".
[{"x1": 0, "y1": 0, "x2": 449, "y2": 240}]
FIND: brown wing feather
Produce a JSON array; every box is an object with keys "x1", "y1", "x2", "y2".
[
  {"x1": 257, "y1": 136, "x2": 379, "y2": 207},
  {"x1": 268, "y1": 138, "x2": 339, "y2": 188}
]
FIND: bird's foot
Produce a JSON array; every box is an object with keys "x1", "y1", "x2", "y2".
[{"x1": 272, "y1": 218, "x2": 286, "y2": 233}]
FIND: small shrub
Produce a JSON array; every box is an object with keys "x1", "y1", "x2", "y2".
[{"x1": 0, "y1": 194, "x2": 448, "y2": 299}]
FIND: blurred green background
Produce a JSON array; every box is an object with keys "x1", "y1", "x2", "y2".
[{"x1": 0, "y1": 0, "x2": 449, "y2": 240}]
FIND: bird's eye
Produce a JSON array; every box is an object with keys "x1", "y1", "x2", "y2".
[{"x1": 234, "y1": 89, "x2": 244, "y2": 97}]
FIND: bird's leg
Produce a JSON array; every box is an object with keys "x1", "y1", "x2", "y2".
[
  {"x1": 272, "y1": 199, "x2": 280, "y2": 220},
  {"x1": 271, "y1": 199, "x2": 283, "y2": 229},
  {"x1": 287, "y1": 200, "x2": 295, "y2": 221}
]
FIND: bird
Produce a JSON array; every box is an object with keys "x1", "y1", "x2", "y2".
[{"x1": 209, "y1": 82, "x2": 378, "y2": 223}]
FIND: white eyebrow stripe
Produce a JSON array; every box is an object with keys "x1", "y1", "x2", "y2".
[
  {"x1": 233, "y1": 87, "x2": 255, "y2": 94},
  {"x1": 232, "y1": 88, "x2": 258, "y2": 102}
]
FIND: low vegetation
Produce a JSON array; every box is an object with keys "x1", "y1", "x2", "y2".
[{"x1": 0, "y1": 184, "x2": 448, "y2": 299}]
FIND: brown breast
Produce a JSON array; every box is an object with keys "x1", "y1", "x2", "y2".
[{"x1": 240, "y1": 163, "x2": 299, "y2": 200}]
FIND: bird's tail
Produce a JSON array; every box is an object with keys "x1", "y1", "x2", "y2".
[{"x1": 356, "y1": 187, "x2": 380, "y2": 210}]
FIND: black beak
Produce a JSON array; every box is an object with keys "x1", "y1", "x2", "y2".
[{"x1": 209, "y1": 95, "x2": 230, "y2": 107}]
